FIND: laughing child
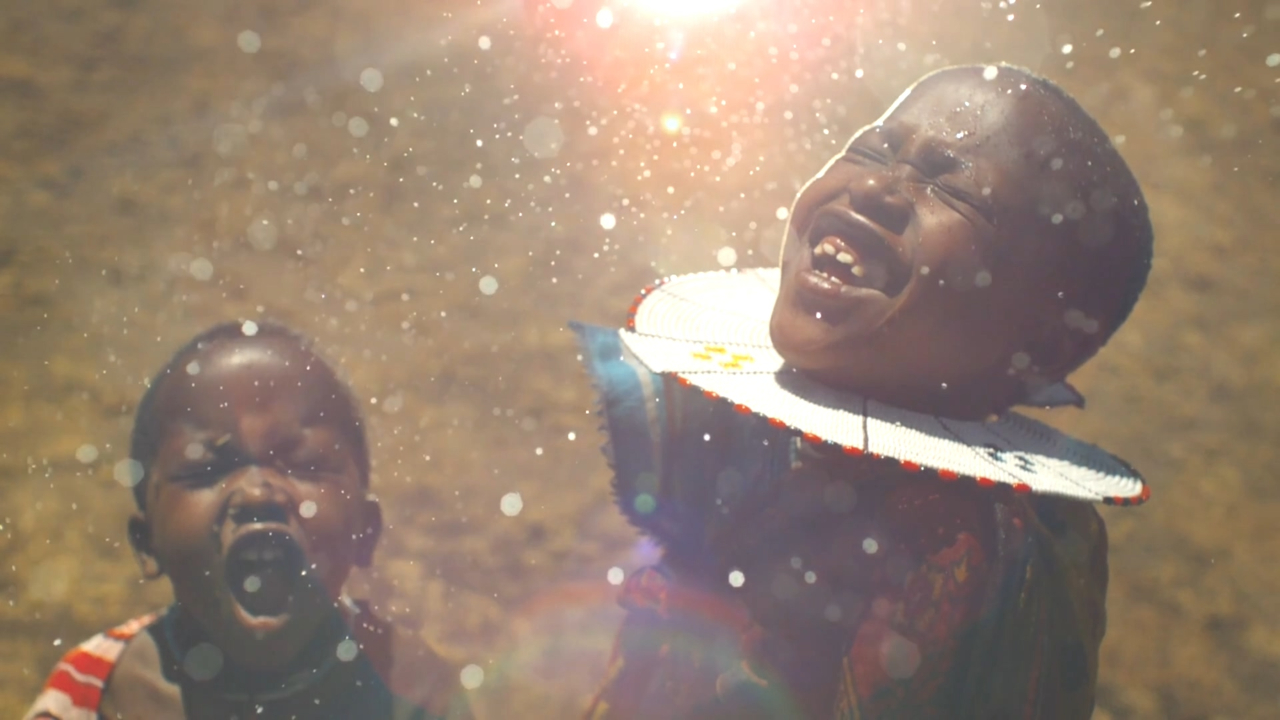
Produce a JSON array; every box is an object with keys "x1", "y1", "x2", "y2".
[
  {"x1": 25, "y1": 322, "x2": 472, "y2": 720},
  {"x1": 575, "y1": 64, "x2": 1153, "y2": 719}
]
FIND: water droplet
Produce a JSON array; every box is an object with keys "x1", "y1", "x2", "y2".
[
  {"x1": 478, "y1": 275, "x2": 499, "y2": 296},
  {"x1": 299, "y1": 500, "x2": 318, "y2": 518},
  {"x1": 880, "y1": 632, "x2": 922, "y2": 680},
  {"x1": 633, "y1": 493, "x2": 657, "y2": 514},
  {"x1": 75, "y1": 445, "x2": 99, "y2": 464},
  {"x1": 237, "y1": 31, "x2": 262, "y2": 54},
  {"x1": 336, "y1": 638, "x2": 359, "y2": 662},
  {"x1": 1108, "y1": 46, "x2": 1121, "y2": 59},
  {"x1": 775, "y1": 206, "x2": 790, "y2": 220},
  {"x1": 184, "y1": 442, "x2": 204, "y2": 461},
  {"x1": 183, "y1": 642, "x2": 225, "y2": 681},
  {"x1": 982, "y1": 65, "x2": 1000, "y2": 80},
  {"x1": 113, "y1": 459, "x2": 145, "y2": 488},
  {"x1": 599, "y1": 212, "x2": 617, "y2": 230},
  {"x1": 247, "y1": 217, "x2": 277, "y2": 251},
  {"x1": 595, "y1": 7, "x2": 614, "y2": 28},
  {"x1": 241, "y1": 320, "x2": 259, "y2": 336},
  {"x1": 1061, "y1": 43, "x2": 1074, "y2": 55},
  {"x1": 606, "y1": 567, "x2": 625, "y2": 585},
  {"x1": 862, "y1": 537, "x2": 879, "y2": 554},
  {"x1": 822, "y1": 482, "x2": 857, "y2": 513},
  {"x1": 189, "y1": 258, "x2": 214, "y2": 281},
  {"x1": 716, "y1": 246, "x2": 738, "y2": 267},
  {"x1": 974, "y1": 270, "x2": 992, "y2": 288},
  {"x1": 460, "y1": 664, "x2": 485, "y2": 690},
  {"x1": 1268, "y1": 53, "x2": 1280, "y2": 68},
  {"x1": 347, "y1": 116, "x2": 370, "y2": 138},
  {"x1": 522, "y1": 117, "x2": 565, "y2": 159},
  {"x1": 468, "y1": 174, "x2": 483, "y2": 188},
  {"x1": 499, "y1": 492, "x2": 523, "y2": 517},
  {"x1": 728, "y1": 569, "x2": 745, "y2": 588},
  {"x1": 358, "y1": 68, "x2": 384, "y2": 93},
  {"x1": 478, "y1": 35, "x2": 492, "y2": 50},
  {"x1": 381, "y1": 393, "x2": 404, "y2": 414},
  {"x1": 243, "y1": 574, "x2": 262, "y2": 593}
]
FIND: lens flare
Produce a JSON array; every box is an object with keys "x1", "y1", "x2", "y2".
[{"x1": 661, "y1": 112, "x2": 683, "y2": 133}]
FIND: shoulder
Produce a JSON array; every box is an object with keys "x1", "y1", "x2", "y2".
[
  {"x1": 350, "y1": 605, "x2": 473, "y2": 720},
  {"x1": 23, "y1": 612, "x2": 162, "y2": 720}
]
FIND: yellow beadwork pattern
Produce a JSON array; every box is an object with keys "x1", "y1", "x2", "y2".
[{"x1": 690, "y1": 345, "x2": 755, "y2": 369}]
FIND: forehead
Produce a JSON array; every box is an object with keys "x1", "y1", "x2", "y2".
[
  {"x1": 152, "y1": 336, "x2": 357, "y2": 434},
  {"x1": 865, "y1": 69, "x2": 1069, "y2": 163}
]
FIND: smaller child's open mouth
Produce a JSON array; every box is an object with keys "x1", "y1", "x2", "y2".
[{"x1": 224, "y1": 528, "x2": 308, "y2": 630}]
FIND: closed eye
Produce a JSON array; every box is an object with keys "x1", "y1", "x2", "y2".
[
  {"x1": 935, "y1": 182, "x2": 995, "y2": 225},
  {"x1": 284, "y1": 447, "x2": 346, "y2": 480},
  {"x1": 170, "y1": 460, "x2": 236, "y2": 486},
  {"x1": 844, "y1": 145, "x2": 889, "y2": 165}
]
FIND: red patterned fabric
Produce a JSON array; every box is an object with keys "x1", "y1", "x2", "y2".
[{"x1": 23, "y1": 612, "x2": 160, "y2": 720}]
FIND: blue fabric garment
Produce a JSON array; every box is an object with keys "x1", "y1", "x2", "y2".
[{"x1": 571, "y1": 322, "x2": 797, "y2": 554}]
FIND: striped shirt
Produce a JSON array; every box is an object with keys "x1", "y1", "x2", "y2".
[{"x1": 24, "y1": 612, "x2": 160, "y2": 720}]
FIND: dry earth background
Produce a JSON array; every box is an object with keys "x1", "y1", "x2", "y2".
[{"x1": 1, "y1": 0, "x2": 1278, "y2": 717}]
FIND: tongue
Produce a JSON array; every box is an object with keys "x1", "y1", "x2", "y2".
[{"x1": 236, "y1": 563, "x2": 295, "y2": 617}]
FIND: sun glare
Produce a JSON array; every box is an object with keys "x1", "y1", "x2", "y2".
[{"x1": 628, "y1": 0, "x2": 742, "y2": 19}]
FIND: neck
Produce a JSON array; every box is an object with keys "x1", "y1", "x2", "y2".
[
  {"x1": 163, "y1": 602, "x2": 359, "y2": 703},
  {"x1": 806, "y1": 368, "x2": 1021, "y2": 421}
]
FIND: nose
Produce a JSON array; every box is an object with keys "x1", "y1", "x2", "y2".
[
  {"x1": 845, "y1": 172, "x2": 912, "y2": 236},
  {"x1": 226, "y1": 466, "x2": 292, "y2": 525}
]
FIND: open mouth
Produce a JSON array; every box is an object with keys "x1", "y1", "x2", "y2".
[
  {"x1": 224, "y1": 527, "x2": 308, "y2": 628},
  {"x1": 805, "y1": 209, "x2": 908, "y2": 297}
]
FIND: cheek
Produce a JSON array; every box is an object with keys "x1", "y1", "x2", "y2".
[
  {"x1": 297, "y1": 487, "x2": 364, "y2": 547},
  {"x1": 149, "y1": 493, "x2": 219, "y2": 557}
]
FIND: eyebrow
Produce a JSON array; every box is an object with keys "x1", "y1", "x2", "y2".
[{"x1": 847, "y1": 123, "x2": 905, "y2": 153}]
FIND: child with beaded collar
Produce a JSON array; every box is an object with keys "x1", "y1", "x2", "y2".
[
  {"x1": 25, "y1": 322, "x2": 472, "y2": 720},
  {"x1": 575, "y1": 64, "x2": 1152, "y2": 719}
]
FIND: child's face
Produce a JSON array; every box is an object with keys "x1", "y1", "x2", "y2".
[
  {"x1": 770, "y1": 67, "x2": 1114, "y2": 418},
  {"x1": 130, "y1": 336, "x2": 379, "y2": 670}
]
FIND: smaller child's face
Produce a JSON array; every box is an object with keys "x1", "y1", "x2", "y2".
[
  {"x1": 770, "y1": 68, "x2": 1103, "y2": 417},
  {"x1": 133, "y1": 337, "x2": 378, "y2": 670}
]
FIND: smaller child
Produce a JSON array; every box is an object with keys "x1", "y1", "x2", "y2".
[
  {"x1": 25, "y1": 322, "x2": 471, "y2": 720},
  {"x1": 576, "y1": 64, "x2": 1153, "y2": 719}
]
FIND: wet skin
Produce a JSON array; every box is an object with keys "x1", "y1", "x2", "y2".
[
  {"x1": 770, "y1": 66, "x2": 1140, "y2": 419},
  {"x1": 127, "y1": 335, "x2": 381, "y2": 674}
]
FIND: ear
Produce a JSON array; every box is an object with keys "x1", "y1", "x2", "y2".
[
  {"x1": 127, "y1": 513, "x2": 164, "y2": 580},
  {"x1": 353, "y1": 495, "x2": 383, "y2": 569}
]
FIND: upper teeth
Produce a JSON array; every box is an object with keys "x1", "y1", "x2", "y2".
[
  {"x1": 242, "y1": 547, "x2": 284, "y2": 563},
  {"x1": 816, "y1": 239, "x2": 865, "y2": 272}
]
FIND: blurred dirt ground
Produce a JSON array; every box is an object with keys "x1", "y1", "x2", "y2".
[{"x1": 1, "y1": 0, "x2": 1278, "y2": 717}]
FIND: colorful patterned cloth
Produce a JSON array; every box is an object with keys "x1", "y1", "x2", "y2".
[
  {"x1": 24, "y1": 612, "x2": 160, "y2": 720},
  {"x1": 23, "y1": 604, "x2": 458, "y2": 720},
  {"x1": 575, "y1": 323, "x2": 1108, "y2": 720}
]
